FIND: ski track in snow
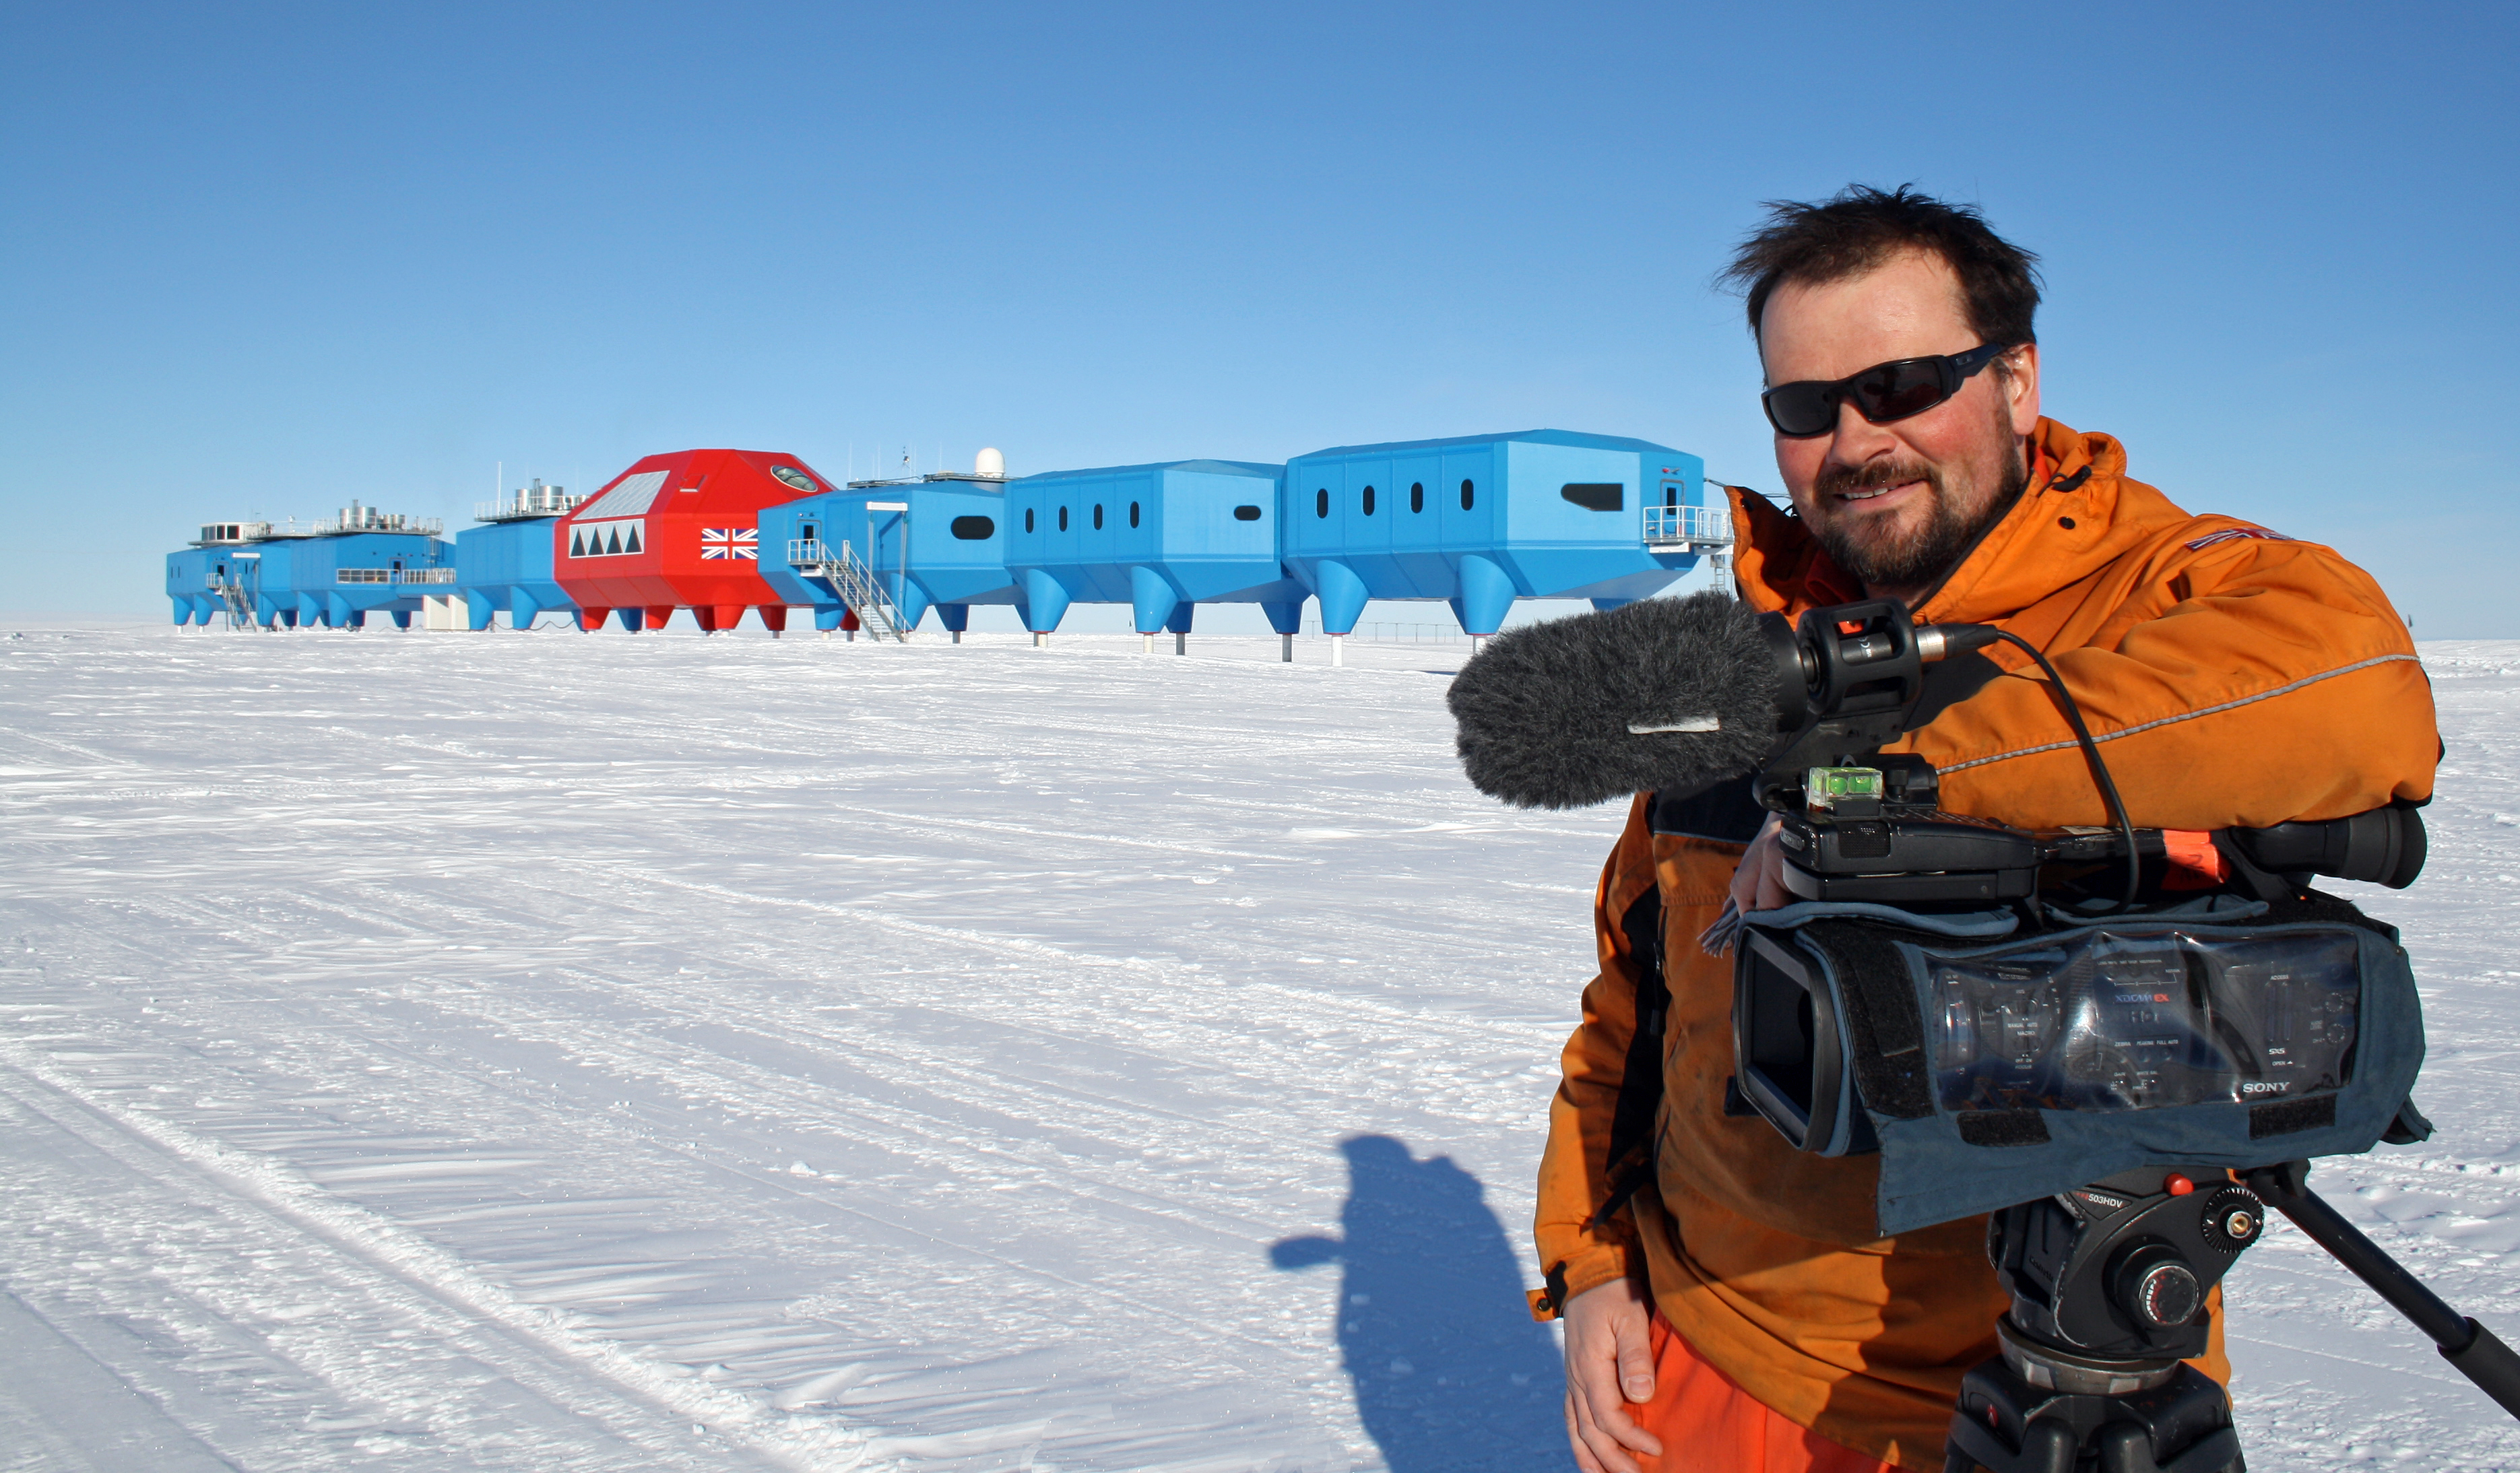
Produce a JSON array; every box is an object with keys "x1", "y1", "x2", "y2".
[{"x1": 1, "y1": 624, "x2": 2515, "y2": 1472}]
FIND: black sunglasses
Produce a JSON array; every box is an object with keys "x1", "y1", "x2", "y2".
[{"x1": 1761, "y1": 341, "x2": 2021, "y2": 438}]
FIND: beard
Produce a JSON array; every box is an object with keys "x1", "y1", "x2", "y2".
[{"x1": 1806, "y1": 434, "x2": 2030, "y2": 595}]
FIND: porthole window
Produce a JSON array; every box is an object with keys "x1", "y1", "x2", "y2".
[
  {"x1": 1058, "y1": 506, "x2": 1069, "y2": 531},
  {"x1": 1460, "y1": 478, "x2": 1475, "y2": 511},
  {"x1": 1093, "y1": 504, "x2": 1104, "y2": 530},
  {"x1": 1361, "y1": 485, "x2": 1376, "y2": 516},
  {"x1": 950, "y1": 515, "x2": 995, "y2": 540},
  {"x1": 1025, "y1": 508, "x2": 1035, "y2": 533},
  {"x1": 1410, "y1": 482, "x2": 1424, "y2": 513},
  {"x1": 1316, "y1": 488, "x2": 1329, "y2": 518},
  {"x1": 1233, "y1": 504, "x2": 1262, "y2": 521},
  {"x1": 1129, "y1": 501, "x2": 1140, "y2": 528}
]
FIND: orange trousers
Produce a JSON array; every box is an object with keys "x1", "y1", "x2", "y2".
[{"x1": 1636, "y1": 1315, "x2": 1903, "y2": 1473}]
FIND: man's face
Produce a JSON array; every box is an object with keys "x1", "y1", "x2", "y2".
[{"x1": 1758, "y1": 249, "x2": 2041, "y2": 600}]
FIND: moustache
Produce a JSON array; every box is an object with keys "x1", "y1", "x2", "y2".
[{"x1": 1813, "y1": 459, "x2": 1941, "y2": 502}]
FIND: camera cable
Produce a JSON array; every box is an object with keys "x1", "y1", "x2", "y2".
[{"x1": 1983, "y1": 630, "x2": 2141, "y2": 912}]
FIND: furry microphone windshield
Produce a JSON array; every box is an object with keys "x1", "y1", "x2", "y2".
[{"x1": 1446, "y1": 591, "x2": 1782, "y2": 810}]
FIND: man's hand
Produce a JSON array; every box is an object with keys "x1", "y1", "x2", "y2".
[
  {"x1": 1729, "y1": 812, "x2": 1791, "y2": 918},
  {"x1": 1561, "y1": 1276, "x2": 1662, "y2": 1473}
]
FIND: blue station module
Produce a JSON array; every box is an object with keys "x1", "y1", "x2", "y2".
[
  {"x1": 166, "y1": 521, "x2": 268, "y2": 626},
  {"x1": 756, "y1": 472, "x2": 1021, "y2": 636},
  {"x1": 1281, "y1": 430, "x2": 1714, "y2": 636},
  {"x1": 1002, "y1": 460, "x2": 1305, "y2": 637},
  {"x1": 166, "y1": 506, "x2": 453, "y2": 628},
  {"x1": 272, "y1": 505, "x2": 453, "y2": 628},
  {"x1": 457, "y1": 480, "x2": 584, "y2": 630}
]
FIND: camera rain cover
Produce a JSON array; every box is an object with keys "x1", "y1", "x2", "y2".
[
  {"x1": 1731, "y1": 893, "x2": 2426, "y2": 1235},
  {"x1": 1933, "y1": 928, "x2": 2362, "y2": 1115}
]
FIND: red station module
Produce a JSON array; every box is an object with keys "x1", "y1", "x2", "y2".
[{"x1": 554, "y1": 449, "x2": 835, "y2": 633}]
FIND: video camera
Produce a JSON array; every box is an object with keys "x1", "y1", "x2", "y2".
[
  {"x1": 1724, "y1": 600, "x2": 2513, "y2": 1473},
  {"x1": 1444, "y1": 590, "x2": 2517, "y2": 1466}
]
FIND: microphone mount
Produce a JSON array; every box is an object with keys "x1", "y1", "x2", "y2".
[
  {"x1": 1751, "y1": 602, "x2": 2024, "y2": 903},
  {"x1": 1752, "y1": 600, "x2": 2000, "y2": 813}
]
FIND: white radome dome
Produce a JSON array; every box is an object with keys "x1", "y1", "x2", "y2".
[{"x1": 975, "y1": 447, "x2": 1006, "y2": 479}]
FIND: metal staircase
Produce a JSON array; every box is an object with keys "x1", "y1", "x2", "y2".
[
  {"x1": 789, "y1": 539, "x2": 911, "y2": 643},
  {"x1": 208, "y1": 575, "x2": 257, "y2": 629}
]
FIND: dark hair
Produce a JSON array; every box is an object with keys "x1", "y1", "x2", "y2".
[{"x1": 1719, "y1": 184, "x2": 2042, "y2": 351}]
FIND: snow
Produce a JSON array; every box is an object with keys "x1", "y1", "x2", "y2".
[{"x1": 1, "y1": 621, "x2": 2515, "y2": 1471}]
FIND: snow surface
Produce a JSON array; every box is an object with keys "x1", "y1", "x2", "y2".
[{"x1": 0, "y1": 622, "x2": 2514, "y2": 1472}]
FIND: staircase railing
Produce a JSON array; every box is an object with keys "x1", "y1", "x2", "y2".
[
  {"x1": 788, "y1": 539, "x2": 909, "y2": 642},
  {"x1": 1642, "y1": 503, "x2": 1734, "y2": 549},
  {"x1": 208, "y1": 576, "x2": 257, "y2": 628}
]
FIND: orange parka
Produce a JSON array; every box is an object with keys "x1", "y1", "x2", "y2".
[{"x1": 1532, "y1": 418, "x2": 2437, "y2": 1469}]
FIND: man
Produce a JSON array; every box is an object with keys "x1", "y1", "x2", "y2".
[{"x1": 1532, "y1": 186, "x2": 2437, "y2": 1472}]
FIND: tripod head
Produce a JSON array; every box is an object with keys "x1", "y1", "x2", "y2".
[
  {"x1": 1949, "y1": 1170, "x2": 2264, "y2": 1471},
  {"x1": 1949, "y1": 1160, "x2": 2520, "y2": 1473},
  {"x1": 1989, "y1": 1167, "x2": 2263, "y2": 1371}
]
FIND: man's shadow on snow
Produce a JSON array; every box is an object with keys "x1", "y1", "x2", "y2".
[{"x1": 1270, "y1": 1136, "x2": 1572, "y2": 1472}]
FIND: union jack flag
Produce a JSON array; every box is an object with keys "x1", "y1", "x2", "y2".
[{"x1": 701, "y1": 527, "x2": 758, "y2": 560}]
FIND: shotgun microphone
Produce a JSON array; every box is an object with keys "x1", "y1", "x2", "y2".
[
  {"x1": 1444, "y1": 592, "x2": 1786, "y2": 810},
  {"x1": 1445, "y1": 592, "x2": 2011, "y2": 812}
]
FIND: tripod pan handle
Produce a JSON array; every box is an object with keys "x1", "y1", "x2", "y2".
[
  {"x1": 2443, "y1": 1319, "x2": 2520, "y2": 1422},
  {"x1": 2247, "y1": 1163, "x2": 2520, "y2": 1422}
]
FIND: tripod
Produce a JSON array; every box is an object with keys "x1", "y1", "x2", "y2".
[{"x1": 1943, "y1": 1162, "x2": 2520, "y2": 1473}]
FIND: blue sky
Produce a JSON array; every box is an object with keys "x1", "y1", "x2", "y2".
[{"x1": 5, "y1": 2, "x2": 2514, "y2": 632}]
